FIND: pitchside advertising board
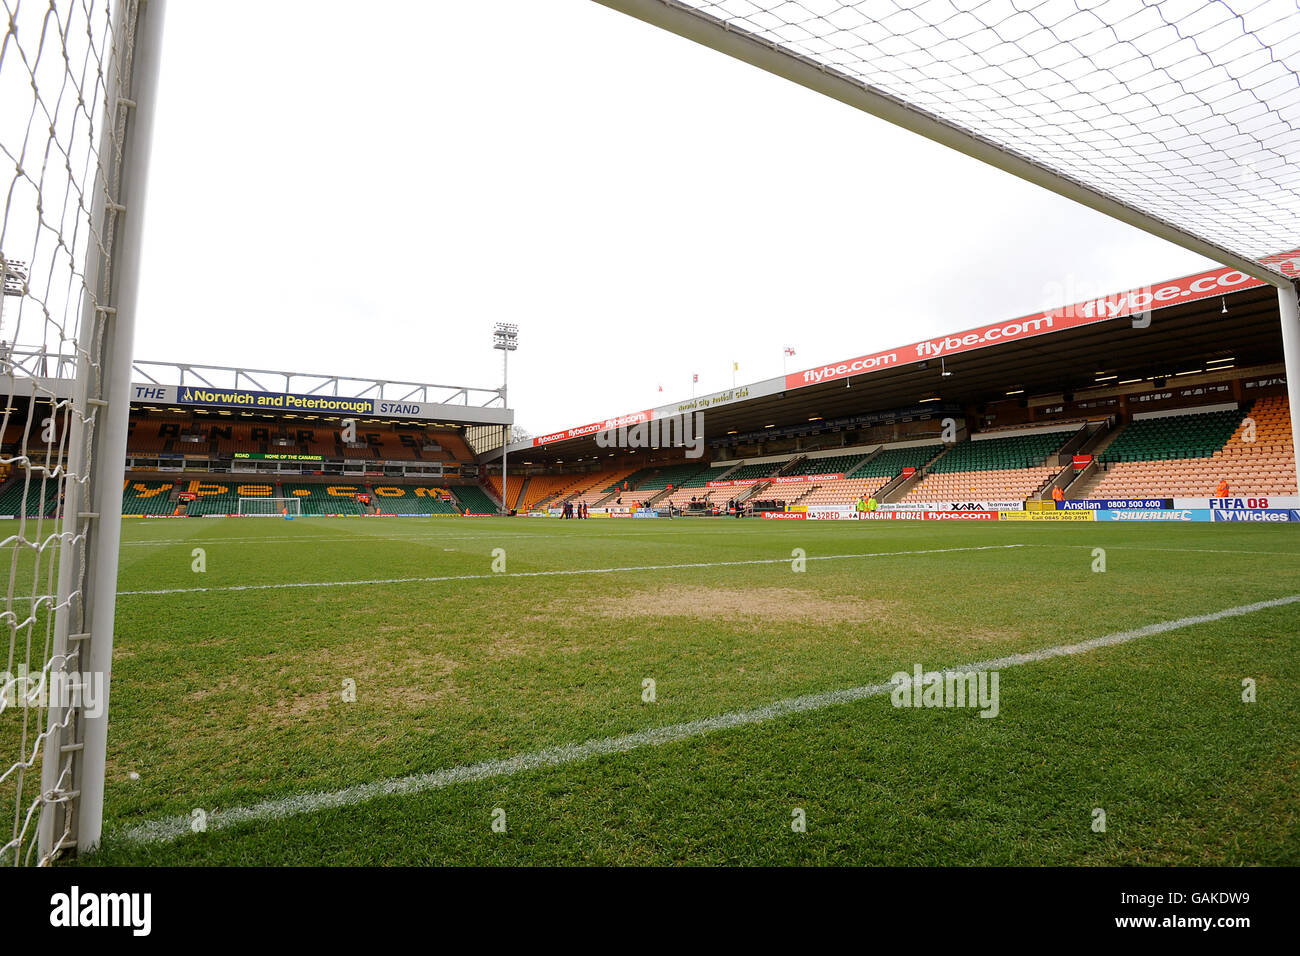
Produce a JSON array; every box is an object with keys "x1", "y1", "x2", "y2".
[
  {"x1": 1060, "y1": 497, "x2": 1300, "y2": 510},
  {"x1": 880, "y1": 501, "x2": 1024, "y2": 512},
  {"x1": 1094, "y1": 510, "x2": 1213, "y2": 522},
  {"x1": 771, "y1": 508, "x2": 1300, "y2": 521},
  {"x1": 1059, "y1": 498, "x2": 1172, "y2": 510},
  {"x1": 1059, "y1": 497, "x2": 1300, "y2": 521},
  {"x1": 1209, "y1": 509, "x2": 1300, "y2": 522}
]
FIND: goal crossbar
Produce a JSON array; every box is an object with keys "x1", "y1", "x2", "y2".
[{"x1": 592, "y1": 0, "x2": 1299, "y2": 287}]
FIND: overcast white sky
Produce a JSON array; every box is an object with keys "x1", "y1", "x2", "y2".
[{"x1": 132, "y1": 0, "x2": 1218, "y2": 435}]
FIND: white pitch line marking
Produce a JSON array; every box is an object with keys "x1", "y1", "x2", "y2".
[
  {"x1": 112, "y1": 545, "x2": 1022, "y2": 596},
  {"x1": 113, "y1": 592, "x2": 1300, "y2": 847}
]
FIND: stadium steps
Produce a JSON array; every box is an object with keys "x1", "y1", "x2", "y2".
[
  {"x1": 1066, "y1": 465, "x2": 1108, "y2": 500},
  {"x1": 1049, "y1": 420, "x2": 1098, "y2": 463},
  {"x1": 589, "y1": 466, "x2": 658, "y2": 506},
  {"x1": 592, "y1": 488, "x2": 622, "y2": 507},
  {"x1": 1079, "y1": 420, "x2": 1123, "y2": 458},
  {"x1": 844, "y1": 446, "x2": 885, "y2": 476},
  {"x1": 879, "y1": 469, "x2": 924, "y2": 503},
  {"x1": 1036, "y1": 423, "x2": 1098, "y2": 500},
  {"x1": 512, "y1": 477, "x2": 530, "y2": 511},
  {"x1": 1058, "y1": 422, "x2": 1121, "y2": 498},
  {"x1": 848, "y1": 451, "x2": 878, "y2": 474},
  {"x1": 880, "y1": 444, "x2": 953, "y2": 503},
  {"x1": 787, "y1": 484, "x2": 820, "y2": 507},
  {"x1": 631, "y1": 485, "x2": 673, "y2": 507},
  {"x1": 776, "y1": 455, "x2": 806, "y2": 476}
]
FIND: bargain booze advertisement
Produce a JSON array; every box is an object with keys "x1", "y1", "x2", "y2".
[
  {"x1": 784, "y1": 252, "x2": 1300, "y2": 392},
  {"x1": 859, "y1": 511, "x2": 999, "y2": 521}
]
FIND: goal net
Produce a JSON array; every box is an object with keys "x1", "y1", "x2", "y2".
[
  {"x1": 1, "y1": 0, "x2": 164, "y2": 865},
  {"x1": 597, "y1": 0, "x2": 1300, "y2": 489},
  {"x1": 239, "y1": 498, "x2": 304, "y2": 517}
]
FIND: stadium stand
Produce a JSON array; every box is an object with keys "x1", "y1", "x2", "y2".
[
  {"x1": 425, "y1": 432, "x2": 473, "y2": 463},
  {"x1": 902, "y1": 429, "x2": 1073, "y2": 503},
  {"x1": 282, "y1": 482, "x2": 367, "y2": 515},
  {"x1": 566, "y1": 468, "x2": 640, "y2": 507},
  {"x1": 783, "y1": 453, "x2": 870, "y2": 477},
  {"x1": 855, "y1": 444, "x2": 944, "y2": 479},
  {"x1": 185, "y1": 491, "x2": 244, "y2": 516},
  {"x1": 631, "y1": 463, "x2": 710, "y2": 496},
  {"x1": 1098, "y1": 407, "x2": 1243, "y2": 464},
  {"x1": 453, "y1": 485, "x2": 499, "y2": 514},
  {"x1": 720, "y1": 461, "x2": 786, "y2": 482},
  {"x1": 125, "y1": 419, "x2": 172, "y2": 453},
  {"x1": 659, "y1": 464, "x2": 736, "y2": 509},
  {"x1": 370, "y1": 484, "x2": 459, "y2": 515},
  {"x1": 795, "y1": 443, "x2": 944, "y2": 507},
  {"x1": 181, "y1": 479, "x2": 283, "y2": 515},
  {"x1": 604, "y1": 467, "x2": 656, "y2": 493},
  {"x1": 122, "y1": 480, "x2": 176, "y2": 515},
  {"x1": 1092, "y1": 398, "x2": 1298, "y2": 497},
  {"x1": 0, "y1": 476, "x2": 61, "y2": 517},
  {"x1": 485, "y1": 472, "x2": 580, "y2": 511},
  {"x1": 798, "y1": 476, "x2": 891, "y2": 508}
]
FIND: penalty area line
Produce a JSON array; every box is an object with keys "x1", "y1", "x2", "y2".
[
  {"x1": 115, "y1": 544, "x2": 1024, "y2": 597},
  {"x1": 112, "y1": 591, "x2": 1300, "y2": 848}
]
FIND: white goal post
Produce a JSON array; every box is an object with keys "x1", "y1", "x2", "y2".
[
  {"x1": 238, "y1": 498, "x2": 304, "y2": 517},
  {"x1": 0, "y1": 0, "x2": 167, "y2": 865}
]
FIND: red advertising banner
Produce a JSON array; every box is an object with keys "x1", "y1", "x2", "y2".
[
  {"x1": 526, "y1": 252, "x2": 1300, "y2": 452},
  {"x1": 771, "y1": 472, "x2": 845, "y2": 484},
  {"x1": 709, "y1": 472, "x2": 844, "y2": 488},
  {"x1": 761, "y1": 511, "x2": 807, "y2": 519},
  {"x1": 1072, "y1": 454, "x2": 1093, "y2": 470},
  {"x1": 533, "y1": 409, "x2": 654, "y2": 447},
  {"x1": 783, "y1": 253, "x2": 1300, "y2": 392},
  {"x1": 901, "y1": 467, "x2": 916, "y2": 477}
]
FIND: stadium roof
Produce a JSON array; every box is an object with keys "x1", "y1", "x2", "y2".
[
  {"x1": 489, "y1": 252, "x2": 1296, "y2": 462},
  {"x1": 594, "y1": 0, "x2": 1300, "y2": 285},
  {"x1": 3, "y1": 354, "x2": 514, "y2": 427}
]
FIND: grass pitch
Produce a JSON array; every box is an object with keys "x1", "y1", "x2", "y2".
[{"x1": 8, "y1": 515, "x2": 1299, "y2": 865}]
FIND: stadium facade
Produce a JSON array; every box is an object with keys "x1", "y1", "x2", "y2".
[{"x1": 1, "y1": 255, "x2": 1297, "y2": 523}]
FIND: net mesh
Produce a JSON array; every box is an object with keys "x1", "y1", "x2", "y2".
[
  {"x1": 239, "y1": 498, "x2": 303, "y2": 516},
  {"x1": 629, "y1": 0, "x2": 1300, "y2": 270},
  {"x1": 1, "y1": 0, "x2": 139, "y2": 865}
]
